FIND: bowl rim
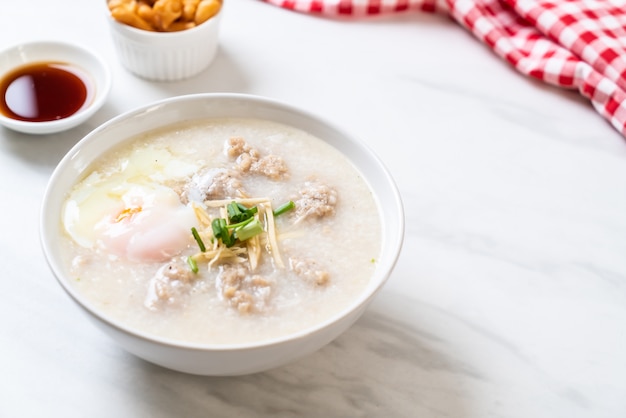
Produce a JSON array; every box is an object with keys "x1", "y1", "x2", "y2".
[
  {"x1": 0, "y1": 40, "x2": 112, "y2": 134},
  {"x1": 40, "y1": 92, "x2": 405, "y2": 352}
]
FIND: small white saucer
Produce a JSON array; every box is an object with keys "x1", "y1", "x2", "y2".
[{"x1": 0, "y1": 41, "x2": 111, "y2": 135}]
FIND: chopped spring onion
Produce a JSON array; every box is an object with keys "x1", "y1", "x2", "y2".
[
  {"x1": 227, "y1": 201, "x2": 258, "y2": 223},
  {"x1": 225, "y1": 216, "x2": 254, "y2": 230},
  {"x1": 187, "y1": 256, "x2": 199, "y2": 273},
  {"x1": 191, "y1": 227, "x2": 206, "y2": 252},
  {"x1": 273, "y1": 200, "x2": 295, "y2": 217},
  {"x1": 233, "y1": 219, "x2": 263, "y2": 241},
  {"x1": 212, "y1": 218, "x2": 235, "y2": 247},
  {"x1": 211, "y1": 218, "x2": 226, "y2": 237},
  {"x1": 212, "y1": 215, "x2": 263, "y2": 246}
]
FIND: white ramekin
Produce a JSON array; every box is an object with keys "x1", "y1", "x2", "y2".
[{"x1": 106, "y1": 5, "x2": 222, "y2": 81}]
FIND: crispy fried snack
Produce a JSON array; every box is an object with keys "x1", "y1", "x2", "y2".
[
  {"x1": 152, "y1": 0, "x2": 182, "y2": 30},
  {"x1": 110, "y1": 0, "x2": 154, "y2": 31},
  {"x1": 194, "y1": 0, "x2": 221, "y2": 25},
  {"x1": 107, "y1": 0, "x2": 221, "y2": 32},
  {"x1": 182, "y1": 0, "x2": 201, "y2": 21}
]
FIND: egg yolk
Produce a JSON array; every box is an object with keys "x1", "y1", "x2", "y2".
[
  {"x1": 63, "y1": 145, "x2": 202, "y2": 263},
  {"x1": 64, "y1": 182, "x2": 198, "y2": 263}
]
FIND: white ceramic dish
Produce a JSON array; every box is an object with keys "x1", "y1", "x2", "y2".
[
  {"x1": 0, "y1": 41, "x2": 111, "y2": 135},
  {"x1": 105, "y1": 2, "x2": 222, "y2": 81},
  {"x1": 40, "y1": 93, "x2": 404, "y2": 375}
]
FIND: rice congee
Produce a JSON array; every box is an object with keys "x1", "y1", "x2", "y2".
[{"x1": 60, "y1": 118, "x2": 382, "y2": 345}]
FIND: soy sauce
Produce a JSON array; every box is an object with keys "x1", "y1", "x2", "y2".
[{"x1": 0, "y1": 62, "x2": 91, "y2": 122}]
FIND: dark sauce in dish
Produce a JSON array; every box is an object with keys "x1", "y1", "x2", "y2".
[{"x1": 0, "y1": 61, "x2": 92, "y2": 122}]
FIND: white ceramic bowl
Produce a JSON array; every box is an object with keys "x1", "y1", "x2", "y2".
[
  {"x1": 40, "y1": 93, "x2": 404, "y2": 375},
  {"x1": 0, "y1": 41, "x2": 111, "y2": 135},
  {"x1": 106, "y1": 2, "x2": 222, "y2": 81}
]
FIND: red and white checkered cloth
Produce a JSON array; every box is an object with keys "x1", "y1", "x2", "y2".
[{"x1": 263, "y1": 0, "x2": 626, "y2": 138}]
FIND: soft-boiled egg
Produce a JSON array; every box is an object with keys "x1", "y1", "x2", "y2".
[{"x1": 63, "y1": 145, "x2": 200, "y2": 263}]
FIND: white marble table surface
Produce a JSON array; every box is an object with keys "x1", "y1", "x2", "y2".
[{"x1": 1, "y1": 1, "x2": 625, "y2": 417}]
